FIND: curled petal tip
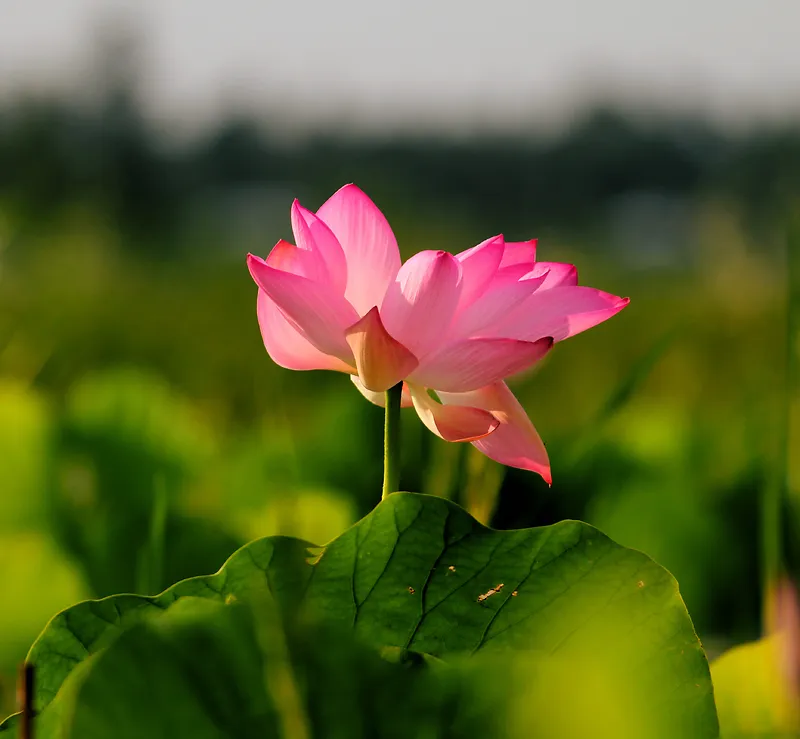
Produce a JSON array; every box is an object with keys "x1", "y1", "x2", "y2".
[
  {"x1": 345, "y1": 307, "x2": 418, "y2": 392},
  {"x1": 292, "y1": 199, "x2": 314, "y2": 218},
  {"x1": 610, "y1": 296, "x2": 631, "y2": 314},
  {"x1": 247, "y1": 253, "x2": 270, "y2": 288},
  {"x1": 332, "y1": 183, "x2": 365, "y2": 199},
  {"x1": 479, "y1": 416, "x2": 502, "y2": 441},
  {"x1": 472, "y1": 234, "x2": 503, "y2": 250},
  {"x1": 409, "y1": 385, "x2": 499, "y2": 442},
  {"x1": 439, "y1": 382, "x2": 550, "y2": 476},
  {"x1": 430, "y1": 249, "x2": 456, "y2": 263},
  {"x1": 291, "y1": 199, "x2": 317, "y2": 223}
]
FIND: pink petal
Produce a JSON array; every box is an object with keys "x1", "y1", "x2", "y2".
[
  {"x1": 491, "y1": 286, "x2": 630, "y2": 342},
  {"x1": 408, "y1": 384, "x2": 499, "y2": 443},
  {"x1": 345, "y1": 307, "x2": 419, "y2": 392},
  {"x1": 264, "y1": 238, "x2": 316, "y2": 277},
  {"x1": 247, "y1": 253, "x2": 359, "y2": 361},
  {"x1": 455, "y1": 235, "x2": 504, "y2": 310},
  {"x1": 438, "y1": 382, "x2": 551, "y2": 483},
  {"x1": 528, "y1": 261, "x2": 578, "y2": 290},
  {"x1": 316, "y1": 184, "x2": 401, "y2": 315},
  {"x1": 380, "y1": 250, "x2": 462, "y2": 358},
  {"x1": 411, "y1": 337, "x2": 553, "y2": 393},
  {"x1": 257, "y1": 290, "x2": 353, "y2": 372},
  {"x1": 291, "y1": 201, "x2": 348, "y2": 293},
  {"x1": 285, "y1": 204, "x2": 327, "y2": 283},
  {"x1": 449, "y1": 266, "x2": 549, "y2": 339},
  {"x1": 500, "y1": 239, "x2": 537, "y2": 269},
  {"x1": 350, "y1": 376, "x2": 413, "y2": 408}
]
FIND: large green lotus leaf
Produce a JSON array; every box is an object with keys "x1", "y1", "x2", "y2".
[
  {"x1": 58, "y1": 599, "x2": 282, "y2": 739},
  {"x1": 0, "y1": 493, "x2": 718, "y2": 738},
  {"x1": 712, "y1": 634, "x2": 800, "y2": 738},
  {"x1": 4, "y1": 597, "x2": 490, "y2": 739}
]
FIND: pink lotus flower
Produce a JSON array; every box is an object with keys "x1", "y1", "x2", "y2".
[{"x1": 247, "y1": 185, "x2": 628, "y2": 484}]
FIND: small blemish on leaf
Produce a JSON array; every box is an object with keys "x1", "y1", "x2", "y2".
[
  {"x1": 448, "y1": 565, "x2": 456, "y2": 573},
  {"x1": 225, "y1": 594, "x2": 237, "y2": 605},
  {"x1": 637, "y1": 580, "x2": 645, "y2": 588},
  {"x1": 477, "y1": 584, "x2": 504, "y2": 602},
  {"x1": 408, "y1": 587, "x2": 415, "y2": 594},
  {"x1": 511, "y1": 590, "x2": 518, "y2": 597}
]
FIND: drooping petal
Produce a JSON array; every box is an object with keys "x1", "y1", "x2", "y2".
[
  {"x1": 257, "y1": 290, "x2": 353, "y2": 372},
  {"x1": 500, "y1": 239, "x2": 537, "y2": 269},
  {"x1": 438, "y1": 382, "x2": 551, "y2": 483},
  {"x1": 247, "y1": 253, "x2": 359, "y2": 361},
  {"x1": 411, "y1": 337, "x2": 553, "y2": 393},
  {"x1": 455, "y1": 235, "x2": 504, "y2": 310},
  {"x1": 528, "y1": 261, "x2": 578, "y2": 290},
  {"x1": 408, "y1": 384, "x2": 498, "y2": 443},
  {"x1": 350, "y1": 376, "x2": 413, "y2": 408},
  {"x1": 449, "y1": 266, "x2": 549, "y2": 339},
  {"x1": 345, "y1": 307, "x2": 419, "y2": 392},
  {"x1": 291, "y1": 201, "x2": 348, "y2": 294},
  {"x1": 380, "y1": 250, "x2": 462, "y2": 358},
  {"x1": 316, "y1": 184, "x2": 401, "y2": 315},
  {"x1": 490, "y1": 286, "x2": 630, "y2": 343}
]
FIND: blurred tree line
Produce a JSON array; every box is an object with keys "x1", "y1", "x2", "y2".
[{"x1": 1, "y1": 48, "x2": 799, "y2": 254}]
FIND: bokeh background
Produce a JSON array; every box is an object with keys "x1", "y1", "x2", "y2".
[{"x1": 0, "y1": 0, "x2": 797, "y2": 716}]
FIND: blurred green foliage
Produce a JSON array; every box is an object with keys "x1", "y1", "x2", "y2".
[{"x1": 713, "y1": 634, "x2": 800, "y2": 738}]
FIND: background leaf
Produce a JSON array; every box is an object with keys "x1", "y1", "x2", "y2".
[{"x1": 712, "y1": 634, "x2": 800, "y2": 738}]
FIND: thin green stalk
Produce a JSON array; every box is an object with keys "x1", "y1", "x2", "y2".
[
  {"x1": 463, "y1": 446, "x2": 506, "y2": 526},
  {"x1": 254, "y1": 594, "x2": 311, "y2": 739},
  {"x1": 382, "y1": 383, "x2": 403, "y2": 500},
  {"x1": 423, "y1": 437, "x2": 464, "y2": 500},
  {"x1": 137, "y1": 474, "x2": 168, "y2": 595},
  {"x1": 18, "y1": 663, "x2": 33, "y2": 739},
  {"x1": 564, "y1": 327, "x2": 679, "y2": 468},
  {"x1": 763, "y1": 210, "x2": 799, "y2": 628}
]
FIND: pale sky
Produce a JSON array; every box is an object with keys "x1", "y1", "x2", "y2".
[{"x1": 2, "y1": 0, "x2": 800, "y2": 134}]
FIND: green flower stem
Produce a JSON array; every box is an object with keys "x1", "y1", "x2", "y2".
[
  {"x1": 763, "y1": 210, "x2": 799, "y2": 627},
  {"x1": 382, "y1": 382, "x2": 403, "y2": 500}
]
